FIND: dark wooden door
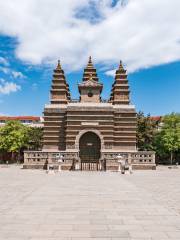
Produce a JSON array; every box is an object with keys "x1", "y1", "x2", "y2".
[{"x1": 79, "y1": 132, "x2": 101, "y2": 171}]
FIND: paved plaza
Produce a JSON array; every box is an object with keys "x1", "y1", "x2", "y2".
[{"x1": 0, "y1": 166, "x2": 180, "y2": 239}]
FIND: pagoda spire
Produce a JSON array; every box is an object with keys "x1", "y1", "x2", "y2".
[
  {"x1": 118, "y1": 60, "x2": 126, "y2": 73},
  {"x1": 50, "y1": 60, "x2": 70, "y2": 104},
  {"x1": 87, "y1": 56, "x2": 93, "y2": 68},
  {"x1": 82, "y1": 56, "x2": 99, "y2": 81},
  {"x1": 110, "y1": 60, "x2": 130, "y2": 105},
  {"x1": 119, "y1": 60, "x2": 123, "y2": 69},
  {"x1": 56, "y1": 60, "x2": 62, "y2": 70}
]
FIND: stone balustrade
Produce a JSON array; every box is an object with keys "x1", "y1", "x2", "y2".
[
  {"x1": 24, "y1": 151, "x2": 78, "y2": 170},
  {"x1": 24, "y1": 150, "x2": 156, "y2": 170},
  {"x1": 102, "y1": 151, "x2": 156, "y2": 170}
]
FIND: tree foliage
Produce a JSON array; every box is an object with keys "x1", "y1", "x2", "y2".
[
  {"x1": 137, "y1": 112, "x2": 180, "y2": 164},
  {"x1": 136, "y1": 111, "x2": 159, "y2": 151},
  {"x1": 0, "y1": 121, "x2": 43, "y2": 162},
  {"x1": 27, "y1": 127, "x2": 43, "y2": 150},
  {"x1": 0, "y1": 121, "x2": 29, "y2": 153},
  {"x1": 155, "y1": 113, "x2": 180, "y2": 164}
]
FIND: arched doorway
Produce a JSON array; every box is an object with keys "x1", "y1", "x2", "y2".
[{"x1": 79, "y1": 132, "x2": 101, "y2": 170}]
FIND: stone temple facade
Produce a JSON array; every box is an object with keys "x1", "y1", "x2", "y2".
[{"x1": 24, "y1": 57, "x2": 155, "y2": 170}]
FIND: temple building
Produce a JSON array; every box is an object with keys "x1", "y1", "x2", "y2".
[{"x1": 24, "y1": 57, "x2": 155, "y2": 170}]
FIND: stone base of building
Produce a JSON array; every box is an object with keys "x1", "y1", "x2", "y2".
[
  {"x1": 23, "y1": 164, "x2": 73, "y2": 171},
  {"x1": 132, "y1": 164, "x2": 156, "y2": 170},
  {"x1": 23, "y1": 164, "x2": 45, "y2": 169},
  {"x1": 23, "y1": 151, "x2": 156, "y2": 171},
  {"x1": 23, "y1": 163, "x2": 156, "y2": 171}
]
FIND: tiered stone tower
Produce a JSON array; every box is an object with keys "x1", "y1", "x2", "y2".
[
  {"x1": 82, "y1": 56, "x2": 99, "y2": 82},
  {"x1": 50, "y1": 60, "x2": 70, "y2": 104},
  {"x1": 110, "y1": 61, "x2": 130, "y2": 105},
  {"x1": 43, "y1": 61, "x2": 70, "y2": 151},
  {"x1": 109, "y1": 61, "x2": 136, "y2": 150},
  {"x1": 78, "y1": 56, "x2": 103, "y2": 103}
]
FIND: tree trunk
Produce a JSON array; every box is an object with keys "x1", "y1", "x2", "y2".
[
  {"x1": 11, "y1": 152, "x2": 14, "y2": 163},
  {"x1": 170, "y1": 151, "x2": 173, "y2": 165},
  {"x1": 17, "y1": 150, "x2": 20, "y2": 164}
]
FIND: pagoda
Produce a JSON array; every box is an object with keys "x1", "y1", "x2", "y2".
[
  {"x1": 50, "y1": 60, "x2": 70, "y2": 104},
  {"x1": 43, "y1": 61, "x2": 70, "y2": 151},
  {"x1": 78, "y1": 56, "x2": 103, "y2": 103},
  {"x1": 82, "y1": 56, "x2": 99, "y2": 82},
  {"x1": 110, "y1": 61, "x2": 130, "y2": 104}
]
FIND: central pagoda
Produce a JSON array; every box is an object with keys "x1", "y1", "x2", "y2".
[{"x1": 78, "y1": 56, "x2": 103, "y2": 103}]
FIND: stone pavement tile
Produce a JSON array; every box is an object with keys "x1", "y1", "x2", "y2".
[
  {"x1": 71, "y1": 238, "x2": 112, "y2": 240},
  {"x1": 135, "y1": 215, "x2": 166, "y2": 221},
  {"x1": 0, "y1": 229, "x2": 56, "y2": 239},
  {"x1": 143, "y1": 225, "x2": 178, "y2": 231},
  {"x1": 1, "y1": 238, "x2": 70, "y2": 240},
  {"x1": 108, "y1": 224, "x2": 144, "y2": 231},
  {"x1": 122, "y1": 219, "x2": 155, "y2": 226},
  {"x1": 166, "y1": 231, "x2": 180, "y2": 238},
  {"x1": 129, "y1": 230, "x2": 169, "y2": 239},
  {"x1": 90, "y1": 219, "x2": 110, "y2": 225},
  {"x1": 90, "y1": 230, "x2": 130, "y2": 238},
  {"x1": 73, "y1": 224, "x2": 108, "y2": 230},
  {"x1": 30, "y1": 238, "x2": 71, "y2": 240},
  {"x1": 117, "y1": 210, "x2": 148, "y2": 216},
  {"x1": 151, "y1": 239, "x2": 180, "y2": 240},
  {"x1": 53, "y1": 230, "x2": 92, "y2": 238},
  {"x1": 129, "y1": 239, "x2": 151, "y2": 240},
  {"x1": 38, "y1": 224, "x2": 74, "y2": 231},
  {"x1": 0, "y1": 223, "x2": 40, "y2": 232},
  {"x1": 0, "y1": 238, "x2": 30, "y2": 240},
  {"x1": 72, "y1": 238, "x2": 131, "y2": 240},
  {"x1": 75, "y1": 214, "x2": 106, "y2": 220}
]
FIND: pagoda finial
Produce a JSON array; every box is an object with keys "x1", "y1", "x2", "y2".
[
  {"x1": 87, "y1": 56, "x2": 93, "y2": 68},
  {"x1": 56, "y1": 59, "x2": 61, "y2": 70},
  {"x1": 119, "y1": 60, "x2": 123, "y2": 69},
  {"x1": 89, "y1": 56, "x2": 92, "y2": 63}
]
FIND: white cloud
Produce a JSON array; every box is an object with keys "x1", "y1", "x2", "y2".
[
  {"x1": 11, "y1": 71, "x2": 26, "y2": 79},
  {"x1": 0, "y1": 66, "x2": 9, "y2": 74},
  {"x1": 0, "y1": 80, "x2": 21, "y2": 94},
  {"x1": 0, "y1": 0, "x2": 180, "y2": 72},
  {"x1": 0, "y1": 78, "x2": 5, "y2": 83},
  {"x1": 0, "y1": 57, "x2": 9, "y2": 66},
  {"x1": 0, "y1": 66, "x2": 26, "y2": 79},
  {"x1": 31, "y1": 83, "x2": 38, "y2": 91},
  {"x1": 105, "y1": 69, "x2": 116, "y2": 77}
]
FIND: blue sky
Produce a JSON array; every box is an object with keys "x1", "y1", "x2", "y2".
[{"x1": 0, "y1": 0, "x2": 180, "y2": 116}]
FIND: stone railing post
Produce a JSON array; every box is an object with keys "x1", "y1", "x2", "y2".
[{"x1": 128, "y1": 153, "x2": 132, "y2": 164}]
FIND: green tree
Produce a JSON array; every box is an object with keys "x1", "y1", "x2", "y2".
[
  {"x1": 137, "y1": 112, "x2": 159, "y2": 151},
  {"x1": 153, "y1": 131, "x2": 169, "y2": 164},
  {"x1": 159, "y1": 113, "x2": 180, "y2": 164},
  {"x1": 0, "y1": 121, "x2": 29, "y2": 162},
  {"x1": 27, "y1": 127, "x2": 43, "y2": 150}
]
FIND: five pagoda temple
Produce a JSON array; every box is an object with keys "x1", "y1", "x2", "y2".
[{"x1": 24, "y1": 57, "x2": 155, "y2": 170}]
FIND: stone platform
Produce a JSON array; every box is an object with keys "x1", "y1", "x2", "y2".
[{"x1": 0, "y1": 165, "x2": 180, "y2": 239}]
